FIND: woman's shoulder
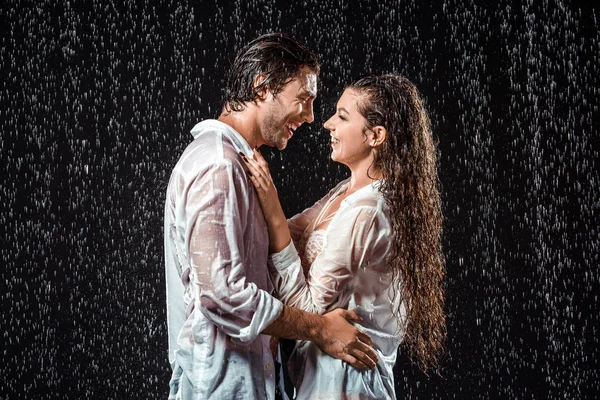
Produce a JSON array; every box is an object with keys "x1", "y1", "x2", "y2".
[
  {"x1": 327, "y1": 178, "x2": 351, "y2": 196},
  {"x1": 342, "y1": 188, "x2": 391, "y2": 229},
  {"x1": 345, "y1": 181, "x2": 386, "y2": 210}
]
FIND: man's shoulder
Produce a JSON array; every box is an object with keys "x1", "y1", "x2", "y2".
[
  {"x1": 188, "y1": 120, "x2": 227, "y2": 150},
  {"x1": 191, "y1": 119, "x2": 246, "y2": 158},
  {"x1": 190, "y1": 119, "x2": 229, "y2": 139},
  {"x1": 179, "y1": 121, "x2": 239, "y2": 163}
]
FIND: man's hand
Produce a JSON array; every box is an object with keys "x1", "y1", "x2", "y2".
[
  {"x1": 314, "y1": 309, "x2": 378, "y2": 370},
  {"x1": 262, "y1": 306, "x2": 378, "y2": 370}
]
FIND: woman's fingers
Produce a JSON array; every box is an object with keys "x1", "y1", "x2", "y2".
[
  {"x1": 241, "y1": 153, "x2": 270, "y2": 190},
  {"x1": 253, "y1": 149, "x2": 271, "y2": 176},
  {"x1": 244, "y1": 160, "x2": 264, "y2": 187},
  {"x1": 247, "y1": 151, "x2": 271, "y2": 177},
  {"x1": 253, "y1": 148, "x2": 267, "y2": 166}
]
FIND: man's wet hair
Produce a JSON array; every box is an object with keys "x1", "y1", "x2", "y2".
[{"x1": 223, "y1": 33, "x2": 319, "y2": 112}]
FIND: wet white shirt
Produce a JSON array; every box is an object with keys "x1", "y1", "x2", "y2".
[
  {"x1": 164, "y1": 119, "x2": 284, "y2": 400},
  {"x1": 269, "y1": 180, "x2": 407, "y2": 400}
]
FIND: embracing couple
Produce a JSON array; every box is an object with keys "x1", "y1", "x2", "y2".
[{"x1": 164, "y1": 33, "x2": 445, "y2": 400}]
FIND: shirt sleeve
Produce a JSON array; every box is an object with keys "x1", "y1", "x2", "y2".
[
  {"x1": 269, "y1": 204, "x2": 387, "y2": 314},
  {"x1": 186, "y1": 160, "x2": 283, "y2": 343}
]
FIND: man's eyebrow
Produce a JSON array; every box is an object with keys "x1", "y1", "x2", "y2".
[{"x1": 299, "y1": 89, "x2": 317, "y2": 98}]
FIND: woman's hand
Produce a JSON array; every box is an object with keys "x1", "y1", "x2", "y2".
[
  {"x1": 241, "y1": 149, "x2": 281, "y2": 220},
  {"x1": 241, "y1": 149, "x2": 292, "y2": 253}
]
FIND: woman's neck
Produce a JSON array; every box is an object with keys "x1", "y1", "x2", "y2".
[{"x1": 347, "y1": 159, "x2": 382, "y2": 194}]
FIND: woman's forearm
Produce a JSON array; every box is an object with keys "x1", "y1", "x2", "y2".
[{"x1": 265, "y1": 203, "x2": 292, "y2": 254}]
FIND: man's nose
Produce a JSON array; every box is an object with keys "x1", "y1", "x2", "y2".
[{"x1": 303, "y1": 100, "x2": 314, "y2": 123}]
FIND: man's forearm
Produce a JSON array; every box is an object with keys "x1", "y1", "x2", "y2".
[
  {"x1": 262, "y1": 305, "x2": 323, "y2": 342},
  {"x1": 262, "y1": 305, "x2": 378, "y2": 370}
]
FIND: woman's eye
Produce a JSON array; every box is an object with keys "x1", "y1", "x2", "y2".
[{"x1": 338, "y1": 114, "x2": 346, "y2": 121}]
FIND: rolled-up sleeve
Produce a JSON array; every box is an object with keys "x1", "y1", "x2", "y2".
[
  {"x1": 269, "y1": 205, "x2": 385, "y2": 314},
  {"x1": 186, "y1": 160, "x2": 283, "y2": 343}
]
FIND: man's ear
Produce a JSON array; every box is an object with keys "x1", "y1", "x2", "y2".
[
  {"x1": 370, "y1": 126, "x2": 387, "y2": 147},
  {"x1": 253, "y1": 74, "x2": 269, "y2": 100}
]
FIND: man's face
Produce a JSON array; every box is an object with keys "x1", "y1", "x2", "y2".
[{"x1": 258, "y1": 67, "x2": 318, "y2": 150}]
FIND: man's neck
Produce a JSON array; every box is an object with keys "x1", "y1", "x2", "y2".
[{"x1": 218, "y1": 107, "x2": 263, "y2": 149}]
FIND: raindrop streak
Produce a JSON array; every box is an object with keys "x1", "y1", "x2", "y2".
[{"x1": 1, "y1": 0, "x2": 598, "y2": 399}]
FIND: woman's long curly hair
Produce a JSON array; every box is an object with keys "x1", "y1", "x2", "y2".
[{"x1": 349, "y1": 74, "x2": 446, "y2": 371}]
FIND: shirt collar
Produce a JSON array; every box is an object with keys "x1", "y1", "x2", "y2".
[
  {"x1": 190, "y1": 119, "x2": 254, "y2": 156},
  {"x1": 340, "y1": 179, "x2": 383, "y2": 205}
]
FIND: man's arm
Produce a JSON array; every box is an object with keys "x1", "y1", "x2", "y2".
[
  {"x1": 262, "y1": 305, "x2": 378, "y2": 370},
  {"x1": 185, "y1": 160, "x2": 284, "y2": 342}
]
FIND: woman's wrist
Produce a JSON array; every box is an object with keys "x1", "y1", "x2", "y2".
[
  {"x1": 267, "y1": 212, "x2": 292, "y2": 253},
  {"x1": 263, "y1": 203, "x2": 286, "y2": 223},
  {"x1": 268, "y1": 237, "x2": 291, "y2": 254}
]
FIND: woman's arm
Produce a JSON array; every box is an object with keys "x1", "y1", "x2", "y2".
[
  {"x1": 268, "y1": 205, "x2": 386, "y2": 314},
  {"x1": 243, "y1": 149, "x2": 345, "y2": 251},
  {"x1": 241, "y1": 149, "x2": 291, "y2": 253},
  {"x1": 243, "y1": 150, "x2": 389, "y2": 314}
]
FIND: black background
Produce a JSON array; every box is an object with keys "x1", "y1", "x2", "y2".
[{"x1": 1, "y1": 0, "x2": 599, "y2": 398}]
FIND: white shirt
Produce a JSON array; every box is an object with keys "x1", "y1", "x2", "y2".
[
  {"x1": 269, "y1": 179, "x2": 407, "y2": 400},
  {"x1": 164, "y1": 120, "x2": 284, "y2": 399}
]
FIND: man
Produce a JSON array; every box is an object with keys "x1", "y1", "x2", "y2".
[{"x1": 164, "y1": 33, "x2": 377, "y2": 400}]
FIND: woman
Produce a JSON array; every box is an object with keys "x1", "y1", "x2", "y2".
[{"x1": 242, "y1": 74, "x2": 445, "y2": 399}]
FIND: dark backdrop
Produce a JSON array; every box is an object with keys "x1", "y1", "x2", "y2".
[{"x1": 2, "y1": 0, "x2": 598, "y2": 398}]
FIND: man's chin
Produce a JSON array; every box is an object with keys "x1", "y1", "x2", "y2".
[
  {"x1": 275, "y1": 137, "x2": 289, "y2": 150},
  {"x1": 276, "y1": 142, "x2": 288, "y2": 151}
]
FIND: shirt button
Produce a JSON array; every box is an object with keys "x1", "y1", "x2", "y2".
[{"x1": 266, "y1": 363, "x2": 272, "y2": 370}]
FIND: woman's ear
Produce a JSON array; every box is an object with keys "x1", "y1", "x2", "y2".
[
  {"x1": 253, "y1": 74, "x2": 269, "y2": 100},
  {"x1": 370, "y1": 126, "x2": 387, "y2": 147}
]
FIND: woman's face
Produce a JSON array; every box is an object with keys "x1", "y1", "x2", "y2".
[{"x1": 324, "y1": 89, "x2": 372, "y2": 166}]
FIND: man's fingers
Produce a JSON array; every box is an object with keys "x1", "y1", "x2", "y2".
[
  {"x1": 356, "y1": 329, "x2": 374, "y2": 347},
  {"x1": 340, "y1": 309, "x2": 374, "y2": 347},
  {"x1": 348, "y1": 340, "x2": 378, "y2": 367},
  {"x1": 343, "y1": 309, "x2": 364, "y2": 323},
  {"x1": 341, "y1": 354, "x2": 368, "y2": 371}
]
